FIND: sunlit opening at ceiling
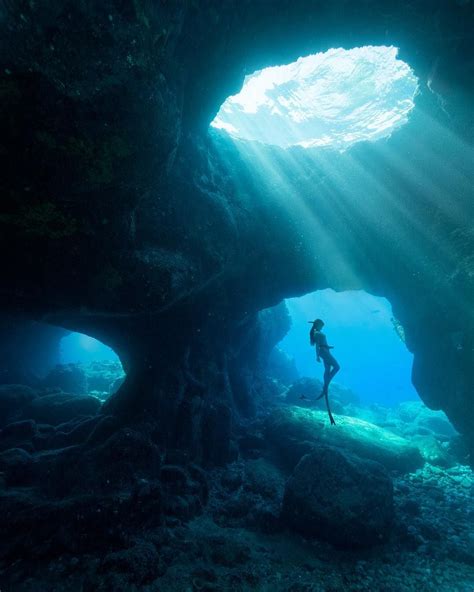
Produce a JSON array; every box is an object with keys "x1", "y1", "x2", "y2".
[{"x1": 211, "y1": 46, "x2": 418, "y2": 151}]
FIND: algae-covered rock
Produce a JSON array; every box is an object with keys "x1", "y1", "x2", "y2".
[
  {"x1": 281, "y1": 446, "x2": 394, "y2": 547},
  {"x1": 19, "y1": 393, "x2": 101, "y2": 425},
  {"x1": 0, "y1": 448, "x2": 34, "y2": 486},
  {"x1": 0, "y1": 419, "x2": 38, "y2": 453},
  {"x1": 411, "y1": 435, "x2": 455, "y2": 468},
  {"x1": 393, "y1": 401, "x2": 457, "y2": 441},
  {"x1": 266, "y1": 407, "x2": 424, "y2": 472},
  {"x1": 0, "y1": 384, "x2": 38, "y2": 426}
]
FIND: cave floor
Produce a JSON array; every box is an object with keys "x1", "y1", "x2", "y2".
[
  {"x1": 151, "y1": 463, "x2": 474, "y2": 592},
  {"x1": 2, "y1": 460, "x2": 472, "y2": 592}
]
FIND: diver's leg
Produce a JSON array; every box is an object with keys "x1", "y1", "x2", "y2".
[
  {"x1": 325, "y1": 391, "x2": 336, "y2": 425},
  {"x1": 329, "y1": 358, "x2": 340, "y2": 381},
  {"x1": 326, "y1": 355, "x2": 340, "y2": 385},
  {"x1": 322, "y1": 359, "x2": 331, "y2": 395}
]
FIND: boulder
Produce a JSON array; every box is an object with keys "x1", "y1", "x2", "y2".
[
  {"x1": 266, "y1": 407, "x2": 424, "y2": 472},
  {"x1": 19, "y1": 392, "x2": 101, "y2": 425},
  {"x1": 392, "y1": 401, "x2": 457, "y2": 441},
  {"x1": 411, "y1": 435, "x2": 455, "y2": 468},
  {"x1": 0, "y1": 384, "x2": 38, "y2": 426},
  {"x1": 0, "y1": 448, "x2": 34, "y2": 486},
  {"x1": 281, "y1": 446, "x2": 394, "y2": 547},
  {"x1": 0, "y1": 419, "x2": 38, "y2": 453}
]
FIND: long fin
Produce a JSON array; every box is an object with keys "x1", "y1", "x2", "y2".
[{"x1": 324, "y1": 391, "x2": 336, "y2": 425}]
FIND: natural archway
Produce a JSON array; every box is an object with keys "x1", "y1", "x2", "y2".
[
  {"x1": 0, "y1": 0, "x2": 472, "y2": 460},
  {"x1": 0, "y1": 3, "x2": 473, "y2": 589}
]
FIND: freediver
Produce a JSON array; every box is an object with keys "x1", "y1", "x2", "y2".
[{"x1": 309, "y1": 318, "x2": 340, "y2": 425}]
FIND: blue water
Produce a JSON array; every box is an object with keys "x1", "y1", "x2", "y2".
[
  {"x1": 60, "y1": 333, "x2": 120, "y2": 365},
  {"x1": 278, "y1": 289, "x2": 420, "y2": 406}
]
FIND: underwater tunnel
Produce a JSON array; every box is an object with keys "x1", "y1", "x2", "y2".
[{"x1": 0, "y1": 2, "x2": 473, "y2": 589}]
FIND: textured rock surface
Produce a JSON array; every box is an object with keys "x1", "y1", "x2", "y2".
[
  {"x1": 281, "y1": 447, "x2": 394, "y2": 547},
  {"x1": 17, "y1": 392, "x2": 101, "y2": 426},
  {"x1": 0, "y1": 385, "x2": 38, "y2": 427},
  {"x1": 266, "y1": 407, "x2": 424, "y2": 472},
  {"x1": 0, "y1": 1, "x2": 472, "y2": 458}
]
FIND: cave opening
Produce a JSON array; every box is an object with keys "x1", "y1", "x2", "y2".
[
  {"x1": 58, "y1": 332, "x2": 125, "y2": 401},
  {"x1": 0, "y1": 323, "x2": 125, "y2": 431},
  {"x1": 262, "y1": 289, "x2": 458, "y2": 441},
  {"x1": 277, "y1": 289, "x2": 418, "y2": 407},
  {"x1": 211, "y1": 45, "x2": 418, "y2": 150}
]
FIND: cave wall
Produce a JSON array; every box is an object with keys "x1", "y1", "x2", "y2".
[
  {"x1": 0, "y1": 1, "x2": 472, "y2": 453},
  {"x1": 0, "y1": 317, "x2": 68, "y2": 384}
]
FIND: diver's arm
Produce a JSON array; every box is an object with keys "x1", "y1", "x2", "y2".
[{"x1": 315, "y1": 334, "x2": 322, "y2": 361}]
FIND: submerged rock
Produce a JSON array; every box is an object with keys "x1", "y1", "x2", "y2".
[
  {"x1": 216, "y1": 458, "x2": 285, "y2": 533},
  {"x1": 0, "y1": 448, "x2": 34, "y2": 486},
  {"x1": 0, "y1": 419, "x2": 38, "y2": 453},
  {"x1": 412, "y1": 435, "x2": 455, "y2": 467},
  {"x1": 18, "y1": 392, "x2": 101, "y2": 425},
  {"x1": 394, "y1": 401, "x2": 458, "y2": 441},
  {"x1": 0, "y1": 384, "x2": 38, "y2": 427},
  {"x1": 99, "y1": 540, "x2": 163, "y2": 585},
  {"x1": 266, "y1": 407, "x2": 424, "y2": 472},
  {"x1": 281, "y1": 446, "x2": 394, "y2": 547},
  {"x1": 41, "y1": 364, "x2": 87, "y2": 395}
]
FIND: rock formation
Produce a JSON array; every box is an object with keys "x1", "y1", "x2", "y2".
[{"x1": 0, "y1": 0, "x2": 472, "y2": 459}]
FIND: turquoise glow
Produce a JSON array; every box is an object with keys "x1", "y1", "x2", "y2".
[
  {"x1": 278, "y1": 289, "x2": 420, "y2": 406},
  {"x1": 60, "y1": 333, "x2": 120, "y2": 364},
  {"x1": 211, "y1": 46, "x2": 418, "y2": 151}
]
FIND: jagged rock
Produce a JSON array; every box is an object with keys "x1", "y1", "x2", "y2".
[
  {"x1": 18, "y1": 392, "x2": 101, "y2": 426},
  {"x1": 266, "y1": 407, "x2": 424, "y2": 472},
  {"x1": 0, "y1": 384, "x2": 38, "y2": 427},
  {"x1": 281, "y1": 446, "x2": 394, "y2": 547}
]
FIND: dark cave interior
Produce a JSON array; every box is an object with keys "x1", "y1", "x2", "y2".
[{"x1": 0, "y1": 1, "x2": 473, "y2": 590}]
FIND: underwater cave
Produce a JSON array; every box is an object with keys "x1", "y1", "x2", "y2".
[
  {"x1": 276, "y1": 289, "x2": 420, "y2": 406},
  {"x1": 211, "y1": 45, "x2": 419, "y2": 150},
  {"x1": 0, "y1": 1, "x2": 473, "y2": 590}
]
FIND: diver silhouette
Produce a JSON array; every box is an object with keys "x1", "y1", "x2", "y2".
[{"x1": 309, "y1": 318, "x2": 340, "y2": 425}]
